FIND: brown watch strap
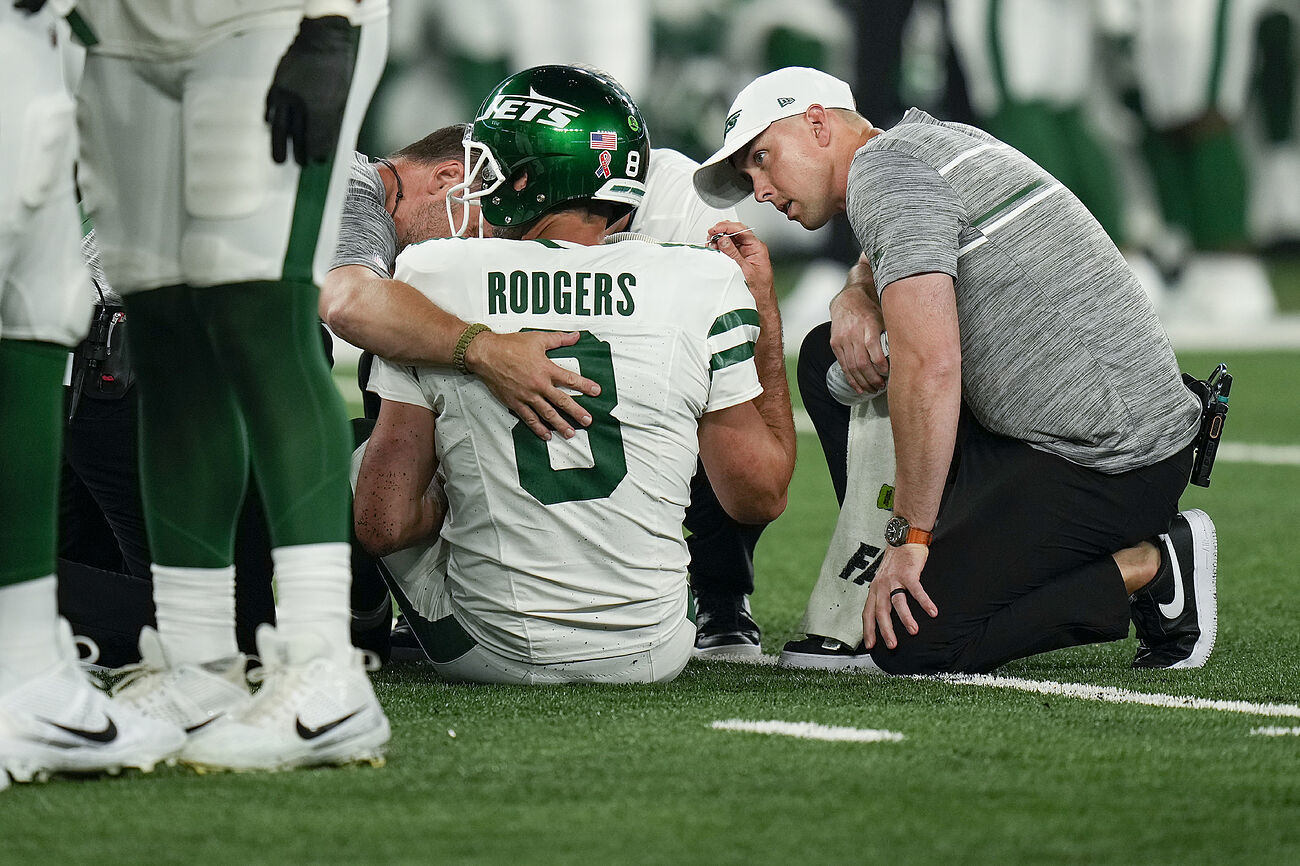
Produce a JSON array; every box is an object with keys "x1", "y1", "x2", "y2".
[{"x1": 905, "y1": 527, "x2": 933, "y2": 546}]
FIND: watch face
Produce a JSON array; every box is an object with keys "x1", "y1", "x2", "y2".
[{"x1": 885, "y1": 516, "x2": 908, "y2": 547}]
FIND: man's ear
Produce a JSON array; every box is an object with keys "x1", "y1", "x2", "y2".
[
  {"x1": 430, "y1": 159, "x2": 465, "y2": 193},
  {"x1": 806, "y1": 104, "x2": 831, "y2": 146}
]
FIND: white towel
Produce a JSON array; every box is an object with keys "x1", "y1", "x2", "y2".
[{"x1": 797, "y1": 392, "x2": 896, "y2": 646}]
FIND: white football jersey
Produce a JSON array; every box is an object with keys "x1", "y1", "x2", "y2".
[
  {"x1": 633, "y1": 148, "x2": 738, "y2": 245},
  {"x1": 78, "y1": 0, "x2": 387, "y2": 60},
  {"x1": 369, "y1": 236, "x2": 762, "y2": 664}
]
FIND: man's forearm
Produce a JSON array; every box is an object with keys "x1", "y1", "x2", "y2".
[
  {"x1": 322, "y1": 268, "x2": 468, "y2": 365},
  {"x1": 887, "y1": 358, "x2": 960, "y2": 531},
  {"x1": 831, "y1": 252, "x2": 878, "y2": 312},
  {"x1": 750, "y1": 291, "x2": 796, "y2": 467}
]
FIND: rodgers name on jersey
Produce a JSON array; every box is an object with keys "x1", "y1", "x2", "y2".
[{"x1": 487, "y1": 269, "x2": 636, "y2": 317}]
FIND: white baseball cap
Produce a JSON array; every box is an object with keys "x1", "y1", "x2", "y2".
[{"x1": 693, "y1": 67, "x2": 856, "y2": 208}]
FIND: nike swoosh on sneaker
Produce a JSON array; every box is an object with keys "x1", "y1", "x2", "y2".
[
  {"x1": 185, "y1": 715, "x2": 223, "y2": 734},
  {"x1": 1159, "y1": 536, "x2": 1186, "y2": 619},
  {"x1": 43, "y1": 716, "x2": 118, "y2": 744},
  {"x1": 295, "y1": 710, "x2": 361, "y2": 741}
]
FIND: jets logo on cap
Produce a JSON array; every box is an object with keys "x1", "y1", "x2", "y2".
[
  {"x1": 778, "y1": 97, "x2": 796, "y2": 108},
  {"x1": 724, "y1": 110, "x2": 740, "y2": 136}
]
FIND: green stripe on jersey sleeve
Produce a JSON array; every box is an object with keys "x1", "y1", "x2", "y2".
[
  {"x1": 710, "y1": 342, "x2": 755, "y2": 371},
  {"x1": 709, "y1": 308, "x2": 760, "y2": 338}
]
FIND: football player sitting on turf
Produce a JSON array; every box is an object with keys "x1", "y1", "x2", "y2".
[{"x1": 352, "y1": 65, "x2": 795, "y2": 684}]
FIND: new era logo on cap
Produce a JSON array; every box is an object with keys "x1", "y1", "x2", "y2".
[{"x1": 778, "y1": 97, "x2": 795, "y2": 108}]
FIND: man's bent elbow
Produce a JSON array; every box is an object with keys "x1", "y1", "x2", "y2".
[
  {"x1": 728, "y1": 486, "x2": 788, "y2": 524},
  {"x1": 319, "y1": 273, "x2": 365, "y2": 337},
  {"x1": 354, "y1": 512, "x2": 401, "y2": 558}
]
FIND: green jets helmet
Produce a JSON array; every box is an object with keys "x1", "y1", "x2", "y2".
[{"x1": 449, "y1": 65, "x2": 649, "y2": 232}]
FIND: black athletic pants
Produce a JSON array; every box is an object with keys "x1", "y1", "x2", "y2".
[
  {"x1": 59, "y1": 388, "x2": 278, "y2": 663},
  {"x1": 797, "y1": 323, "x2": 1192, "y2": 674}
]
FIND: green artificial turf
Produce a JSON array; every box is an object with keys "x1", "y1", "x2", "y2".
[{"x1": 6, "y1": 348, "x2": 1297, "y2": 865}]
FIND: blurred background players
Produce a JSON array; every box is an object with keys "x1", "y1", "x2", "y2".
[
  {"x1": 1, "y1": 0, "x2": 182, "y2": 785},
  {"x1": 73, "y1": 0, "x2": 391, "y2": 771}
]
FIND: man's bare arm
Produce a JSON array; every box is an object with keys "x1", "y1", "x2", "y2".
[
  {"x1": 879, "y1": 271, "x2": 962, "y2": 532},
  {"x1": 699, "y1": 221, "x2": 797, "y2": 524},
  {"x1": 321, "y1": 265, "x2": 600, "y2": 440},
  {"x1": 829, "y1": 253, "x2": 889, "y2": 393},
  {"x1": 353, "y1": 397, "x2": 445, "y2": 557}
]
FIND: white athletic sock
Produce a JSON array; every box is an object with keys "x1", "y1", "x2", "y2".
[
  {"x1": 0, "y1": 576, "x2": 63, "y2": 687},
  {"x1": 152, "y1": 564, "x2": 238, "y2": 665},
  {"x1": 272, "y1": 543, "x2": 352, "y2": 663}
]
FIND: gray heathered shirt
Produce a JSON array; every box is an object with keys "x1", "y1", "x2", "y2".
[
  {"x1": 848, "y1": 108, "x2": 1200, "y2": 473},
  {"x1": 330, "y1": 152, "x2": 398, "y2": 278}
]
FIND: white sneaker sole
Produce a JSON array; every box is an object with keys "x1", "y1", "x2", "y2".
[
  {"x1": 693, "y1": 643, "x2": 763, "y2": 660},
  {"x1": 777, "y1": 649, "x2": 882, "y2": 671},
  {"x1": 184, "y1": 716, "x2": 391, "y2": 773},
  {"x1": 1, "y1": 737, "x2": 181, "y2": 782},
  {"x1": 1167, "y1": 508, "x2": 1218, "y2": 669}
]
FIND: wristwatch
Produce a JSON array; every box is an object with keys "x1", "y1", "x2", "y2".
[{"x1": 884, "y1": 515, "x2": 933, "y2": 547}]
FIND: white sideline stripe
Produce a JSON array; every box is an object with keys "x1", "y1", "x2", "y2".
[
  {"x1": 1252, "y1": 727, "x2": 1300, "y2": 737},
  {"x1": 793, "y1": 411, "x2": 1300, "y2": 467},
  {"x1": 1218, "y1": 442, "x2": 1300, "y2": 466},
  {"x1": 712, "y1": 719, "x2": 904, "y2": 743},
  {"x1": 936, "y1": 674, "x2": 1300, "y2": 718}
]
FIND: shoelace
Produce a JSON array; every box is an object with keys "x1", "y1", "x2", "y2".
[{"x1": 108, "y1": 657, "x2": 166, "y2": 697}]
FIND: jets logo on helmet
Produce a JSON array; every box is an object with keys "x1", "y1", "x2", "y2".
[
  {"x1": 478, "y1": 88, "x2": 584, "y2": 129},
  {"x1": 448, "y1": 65, "x2": 650, "y2": 234}
]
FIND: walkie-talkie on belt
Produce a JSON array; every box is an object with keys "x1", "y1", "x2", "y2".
[{"x1": 1186, "y1": 363, "x2": 1231, "y2": 488}]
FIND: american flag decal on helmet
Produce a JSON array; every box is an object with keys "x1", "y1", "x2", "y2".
[{"x1": 589, "y1": 132, "x2": 618, "y2": 150}]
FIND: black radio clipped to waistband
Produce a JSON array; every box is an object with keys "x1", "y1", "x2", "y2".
[{"x1": 1184, "y1": 363, "x2": 1231, "y2": 488}]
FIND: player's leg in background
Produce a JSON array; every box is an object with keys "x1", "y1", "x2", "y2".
[
  {"x1": 169, "y1": 15, "x2": 391, "y2": 771},
  {"x1": 795, "y1": 322, "x2": 850, "y2": 505},
  {"x1": 683, "y1": 474, "x2": 767, "y2": 658},
  {"x1": 1134, "y1": 0, "x2": 1275, "y2": 321},
  {"x1": 1, "y1": 4, "x2": 182, "y2": 781}
]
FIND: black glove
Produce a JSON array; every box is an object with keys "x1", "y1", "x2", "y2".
[
  {"x1": 265, "y1": 15, "x2": 358, "y2": 166},
  {"x1": 13, "y1": 0, "x2": 49, "y2": 13}
]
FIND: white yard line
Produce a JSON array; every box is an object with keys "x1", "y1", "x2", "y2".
[
  {"x1": 1251, "y1": 727, "x2": 1300, "y2": 736},
  {"x1": 935, "y1": 674, "x2": 1300, "y2": 719},
  {"x1": 711, "y1": 719, "x2": 904, "y2": 743},
  {"x1": 792, "y1": 411, "x2": 1300, "y2": 466}
]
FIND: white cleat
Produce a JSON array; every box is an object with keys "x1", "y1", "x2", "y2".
[
  {"x1": 182, "y1": 625, "x2": 390, "y2": 772},
  {"x1": 110, "y1": 627, "x2": 252, "y2": 748},
  {"x1": 0, "y1": 620, "x2": 185, "y2": 783}
]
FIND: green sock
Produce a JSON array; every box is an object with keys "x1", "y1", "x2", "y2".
[
  {"x1": 1142, "y1": 128, "x2": 1196, "y2": 240},
  {"x1": 126, "y1": 281, "x2": 351, "y2": 564},
  {"x1": 1188, "y1": 128, "x2": 1249, "y2": 249},
  {"x1": 125, "y1": 286, "x2": 248, "y2": 567},
  {"x1": 195, "y1": 281, "x2": 351, "y2": 548},
  {"x1": 0, "y1": 340, "x2": 68, "y2": 586}
]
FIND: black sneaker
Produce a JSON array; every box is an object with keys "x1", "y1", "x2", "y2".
[
  {"x1": 1130, "y1": 509, "x2": 1218, "y2": 669},
  {"x1": 778, "y1": 635, "x2": 877, "y2": 670},
  {"x1": 389, "y1": 614, "x2": 428, "y2": 662},
  {"x1": 693, "y1": 593, "x2": 762, "y2": 658}
]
